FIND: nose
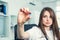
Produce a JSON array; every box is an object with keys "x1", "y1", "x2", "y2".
[{"x1": 47, "y1": 17, "x2": 50, "y2": 21}]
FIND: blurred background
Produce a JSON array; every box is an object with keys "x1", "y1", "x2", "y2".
[{"x1": 0, "y1": 0, "x2": 60, "y2": 40}]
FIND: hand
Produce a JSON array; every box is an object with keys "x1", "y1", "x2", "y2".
[{"x1": 17, "y1": 8, "x2": 31, "y2": 25}]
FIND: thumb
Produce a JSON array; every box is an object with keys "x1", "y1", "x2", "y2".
[{"x1": 25, "y1": 15, "x2": 31, "y2": 21}]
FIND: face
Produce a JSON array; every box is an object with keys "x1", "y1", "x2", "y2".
[{"x1": 42, "y1": 11, "x2": 53, "y2": 27}]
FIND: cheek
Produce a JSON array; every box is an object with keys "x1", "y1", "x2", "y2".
[
  {"x1": 49, "y1": 19, "x2": 53, "y2": 24},
  {"x1": 42, "y1": 18, "x2": 53, "y2": 24},
  {"x1": 42, "y1": 18, "x2": 46, "y2": 24},
  {"x1": 42, "y1": 18, "x2": 46, "y2": 22}
]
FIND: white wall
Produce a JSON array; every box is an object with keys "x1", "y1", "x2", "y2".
[{"x1": 0, "y1": 0, "x2": 60, "y2": 40}]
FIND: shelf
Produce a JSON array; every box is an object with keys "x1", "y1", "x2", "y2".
[
  {"x1": 0, "y1": 1, "x2": 7, "y2": 15},
  {"x1": 0, "y1": 1, "x2": 10, "y2": 39},
  {"x1": 0, "y1": 14, "x2": 8, "y2": 17}
]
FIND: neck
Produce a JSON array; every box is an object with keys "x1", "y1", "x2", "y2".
[{"x1": 44, "y1": 26, "x2": 50, "y2": 31}]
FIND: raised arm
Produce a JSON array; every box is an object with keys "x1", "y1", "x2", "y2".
[{"x1": 17, "y1": 8, "x2": 31, "y2": 39}]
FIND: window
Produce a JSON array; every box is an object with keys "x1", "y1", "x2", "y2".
[{"x1": 56, "y1": 1, "x2": 60, "y2": 28}]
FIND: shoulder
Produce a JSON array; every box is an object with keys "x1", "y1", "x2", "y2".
[
  {"x1": 26, "y1": 26, "x2": 43, "y2": 36},
  {"x1": 26, "y1": 26, "x2": 41, "y2": 32},
  {"x1": 26, "y1": 26, "x2": 46, "y2": 40}
]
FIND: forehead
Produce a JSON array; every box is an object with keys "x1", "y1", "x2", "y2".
[{"x1": 43, "y1": 11, "x2": 50, "y2": 16}]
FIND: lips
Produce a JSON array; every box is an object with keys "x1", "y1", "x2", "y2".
[{"x1": 46, "y1": 22, "x2": 50, "y2": 24}]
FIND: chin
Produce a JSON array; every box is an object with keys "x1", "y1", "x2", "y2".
[{"x1": 45, "y1": 24, "x2": 51, "y2": 27}]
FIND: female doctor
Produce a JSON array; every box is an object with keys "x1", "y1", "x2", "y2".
[{"x1": 17, "y1": 7, "x2": 60, "y2": 40}]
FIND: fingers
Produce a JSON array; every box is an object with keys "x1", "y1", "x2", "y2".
[
  {"x1": 20, "y1": 8, "x2": 31, "y2": 15},
  {"x1": 17, "y1": 8, "x2": 31, "y2": 24},
  {"x1": 24, "y1": 15, "x2": 31, "y2": 22}
]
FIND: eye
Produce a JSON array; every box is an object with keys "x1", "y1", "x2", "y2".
[
  {"x1": 50, "y1": 16, "x2": 52, "y2": 18},
  {"x1": 43, "y1": 15, "x2": 47, "y2": 18}
]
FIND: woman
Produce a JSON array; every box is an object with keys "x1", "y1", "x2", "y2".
[{"x1": 17, "y1": 7, "x2": 60, "y2": 40}]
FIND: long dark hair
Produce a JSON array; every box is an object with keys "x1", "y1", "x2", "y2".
[{"x1": 38, "y1": 7, "x2": 60, "y2": 40}]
